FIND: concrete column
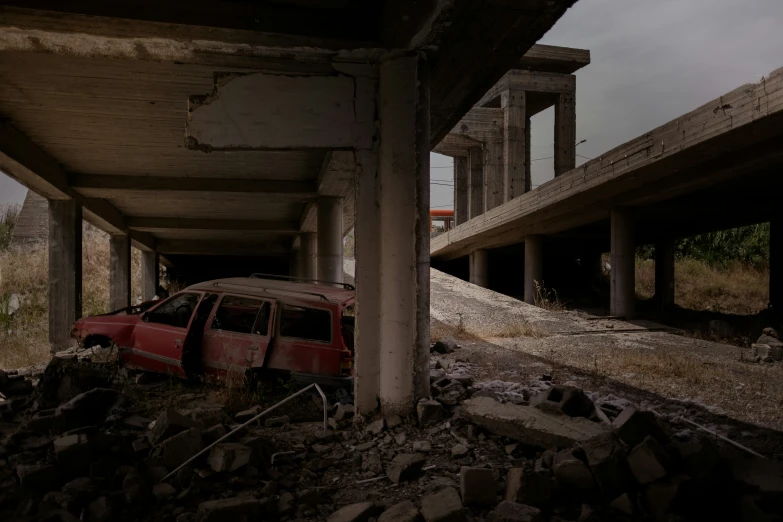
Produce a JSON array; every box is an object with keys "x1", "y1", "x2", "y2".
[
  {"x1": 454, "y1": 156, "x2": 469, "y2": 225},
  {"x1": 484, "y1": 139, "x2": 504, "y2": 211},
  {"x1": 524, "y1": 235, "x2": 543, "y2": 304},
  {"x1": 503, "y1": 87, "x2": 527, "y2": 201},
  {"x1": 48, "y1": 199, "x2": 82, "y2": 352},
  {"x1": 468, "y1": 147, "x2": 484, "y2": 219},
  {"x1": 317, "y1": 196, "x2": 344, "y2": 285},
  {"x1": 109, "y1": 234, "x2": 131, "y2": 311},
  {"x1": 771, "y1": 218, "x2": 781, "y2": 310},
  {"x1": 610, "y1": 208, "x2": 635, "y2": 318},
  {"x1": 469, "y1": 249, "x2": 489, "y2": 288},
  {"x1": 300, "y1": 232, "x2": 317, "y2": 281},
  {"x1": 655, "y1": 238, "x2": 675, "y2": 312},
  {"x1": 378, "y1": 54, "x2": 430, "y2": 415},
  {"x1": 554, "y1": 90, "x2": 576, "y2": 177},
  {"x1": 140, "y1": 251, "x2": 158, "y2": 302},
  {"x1": 354, "y1": 150, "x2": 381, "y2": 414},
  {"x1": 525, "y1": 116, "x2": 532, "y2": 192}
]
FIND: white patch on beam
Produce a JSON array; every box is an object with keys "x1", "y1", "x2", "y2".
[{"x1": 187, "y1": 73, "x2": 377, "y2": 150}]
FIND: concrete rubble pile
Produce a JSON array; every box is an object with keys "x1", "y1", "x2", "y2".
[
  {"x1": 0, "y1": 347, "x2": 780, "y2": 522},
  {"x1": 751, "y1": 327, "x2": 783, "y2": 363}
]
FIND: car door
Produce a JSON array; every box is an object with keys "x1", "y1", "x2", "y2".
[
  {"x1": 128, "y1": 291, "x2": 202, "y2": 377},
  {"x1": 181, "y1": 293, "x2": 219, "y2": 377},
  {"x1": 201, "y1": 294, "x2": 274, "y2": 378}
]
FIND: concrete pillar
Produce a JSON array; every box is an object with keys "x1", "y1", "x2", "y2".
[
  {"x1": 524, "y1": 235, "x2": 543, "y2": 304},
  {"x1": 525, "y1": 116, "x2": 532, "y2": 192},
  {"x1": 300, "y1": 232, "x2": 317, "y2": 281},
  {"x1": 610, "y1": 208, "x2": 635, "y2": 318},
  {"x1": 468, "y1": 147, "x2": 484, "y2": 219},
  {"x1": 484, "y1": 139, "x2": 504, "y2": 211},
  {"x1": 354, "y1": 150, "x2": 381, "y2": 414},
  {"x1": 454, "y1": 156, "x2": 469, "y2": 225},
  {"x1": 378, "y1": 54, "x2": 430, "y2": 415},
  {"x1": 48, "y1": 199, "x2": 82, "y2": 352},
  {"x1": 141, "y1": 251, "x2": 158, "y2": 302},
  {"x1": 655, "y1": 238, "x2": 675, "y2": 312},
  {"x1": 317, "y1": 196, "x2": 344, "y2": 285},
  {"x1": 109, "y1": 234, "x2": 131, "y2": 311},
  {"x1": 554, "y1": 91, "x2": 576, "y2": 177},
  {"x1": 503, "y1": 87, "x2": 527, "y2": 201},
  {"x1": 771, "y1": 218, "x2": 781, "y2": 310},
  {"x1": 469, "y1": 249, "x2": 489, "y2": 288}
]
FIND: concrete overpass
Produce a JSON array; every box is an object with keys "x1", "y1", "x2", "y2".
[
  {"x1": 0, "y1": 0, "x2": 581, "y2": 416},
  {"x1": 432, "y1": 66, "x2": 783, "y2": 318}
]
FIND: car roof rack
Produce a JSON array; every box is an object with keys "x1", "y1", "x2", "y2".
[
  {"x1": 249, "y1": 273, "x2": 355, "y2": 291},
  {"x1": 212, "y1": 282, "x2": 330, "y2": 302}
]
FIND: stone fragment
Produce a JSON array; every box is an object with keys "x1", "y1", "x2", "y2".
[
  {"x1": 17, "y1": 463, "x2": 59, "y2": 492},
  {"x1": 328, "y1": 502, "x2": 380, "y2": 522},
  {"x1": 432, "y1": 339, "x2": 457, "y2": 354},
  {"x1": 581, "y1": 432, "x2": 629, "y2": 498},
  {"x1": 413, "y1": 441, "x2": 432, "y2": 453},
  {"x1": 355, "y1": 441, "x2": 374, "y2": 452},
  {"x1": 379, "y1": 500, "x2": 421, "y2": 522},
  {"x1": 53, "y1": 433, "x2": 92, "y2": 469},
  {"x1": 395, "y1": 432, "x2": 407, "y2": 446},
  {"x1": 198, "y1": 496, "x2": 267, "y2": 522},
  {"x1": 611, "y1": 407, "x2": 666, "y2": 448},
  {"x1": 202, "y1": 424, "x2": 228, "y2": 445},
  {"x1": 451, "y1": 444, "x2": 469, "y2": 458},
  {"x1": 530, "y1": 385, "x2": 595, "y2": 418},
  {"x1": 609, "y1": 493, "x2": 634, "y2": 515},
  {"x1": 460, "y1": 467, "x2": 495, "y2": 506},
  {"x1": 235, "y1": 405, "x2": 263, "y2": 422},
  {"x1": 627, "y1": 436, "x2": 670, "y2": 484},
  {"x1": 362, "y1": 452, "x2": 383, "y2": 474},
  {"x1": 365, "y1": 419, "x2": 386, "y2": 435},
  {"x1": 150, "y1": 409, "x2": 195, "y2": 445},
  {"x1": 486, "y1": 500, "x2": 542, "y2": 522},
  {"x1": 152, "y1": 483, "x2": 176, "y2": 501},
  {"x1": 208, "y1": 443, "x2": 251, "y2": 472},
  {"x1": 334, "y1": 403, "x2": 355, "y2": 422},
  {"x1": 277, "y1": 492, "x2": 295, "y2": 515},
  {"x1": 56, "y1": 388, "x2": 121, "y2": 431},
  {"x1": 386, "y1": 415, "x2": 403, "y2": 429},
  {"x1": 463, "y1": 397, "x2": 609, "y2": 449},
  {"x1": 673, "y1": 440, "x2": 720, "y2": 479},
  {"x1": 386, "y1": 453, "x2": 426, "y2": 483},
  {"x1": 265, "y1": 415, "x2": 289, "y2": 428},
  {"x1": 421, "y1": 487, "x2": 466, "y2": 522},
  {"x1": 86, "y1": 496, "x2": 113, "y2": 522},
  {"x1": 159, "y1": 427, "x2": 203, "y2": 469},
  {"x1": 504, "y1": 467, "x2": 552, "y2": 507},
  {"x1": 752, "y1": 343, "x2": 783, "y2": 361},
  {"x1": 417, "y1": 399, "x2": 443, "y2": 428},
  {"x1": 643, "y1": 475, "x2": 688, "y2": 519},
  {"x1": 552, "y1": 450, "x2": 595, "y2": 492}
]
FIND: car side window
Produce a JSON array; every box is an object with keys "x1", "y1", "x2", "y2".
[
  {"x1": 211, "y1": 295, "x2": 271, "y2": 336},
  {"x1": 279, "y1": 304, "x2": 331, "y2": 343},
  {"x1": 146, "y1": 292, "x2": 201, "y2": 328}
]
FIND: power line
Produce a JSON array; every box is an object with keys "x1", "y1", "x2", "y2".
[{"x1": 576, "y1": 153, "x2": 593, "y2": 160}]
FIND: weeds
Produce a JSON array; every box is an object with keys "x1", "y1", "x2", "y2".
[
  {"x1": 533, "y1": 281, "x2": 566, "y2": 311},
  {"x1": 493, "y1": 320, "x2": 550, "y2": 339}
]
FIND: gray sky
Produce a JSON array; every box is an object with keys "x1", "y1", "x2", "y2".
[{"x1": 2, "y1": 0, "x2": 782, "y2": 210}]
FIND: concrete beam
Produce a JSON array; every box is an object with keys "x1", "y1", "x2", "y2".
[
  {"x1": 454, "y1": 157, "x2": 469, "y2": 225},
  {"x1": 610, "y1": 208, "x2": 635, "y2": 319},
  {"x1": 554, "y1": 91, "x2": 576, "y2": 177},
  {"x1": 354, "y1": 150, "x2": 381, "y2": 415},
  {"x1": 141, "y1": 251, "x2": 159, "y2": 302},
  {"x1": 655, "y1": 238, "x2": 675, "y2": 312},
  {"x1": 469, "y1": 250, "x2": 489, "y2": 288},
  {"x1": 503, "y1": 87, "x2": 528, "y2": 200},
  {"x1": 155, "y1": 240, "x2": 288, "y2": 257},
  {"x1": 378, "y1": 54, "x2": 430, "y2": 415},
  {"x1": 127, "y1": 217, "x2": 299, "y2": 233},
  {"x1": 517, "y1": 45, "x2": 591, "y2": 74},
  {"x1": 478, "y1": 70, "x2": 576, "y2": 108},
  {"x1": 71, "y1": 175, "x2": 318, "y2": 196},
  {"x1": 524, "y1": 235, "x2": 543, "y2": 305},
  {"x1": 109, "y1": 234, "x2": 131, "y2": 311},
  {"x1": 48, "y1": 200, "x2": 82, "y2": 352},
  {"x1": 317, "y1": 196, "x2": 344, "y2": 285}
]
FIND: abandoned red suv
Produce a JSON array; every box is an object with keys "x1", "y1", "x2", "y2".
[{"x1": 71, "y1": 275, "x2": 355, "y2": 387}]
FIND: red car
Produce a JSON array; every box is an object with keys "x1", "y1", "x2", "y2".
[{"x1": 71, "y1": 275, "x2": 355, "y2": 387}]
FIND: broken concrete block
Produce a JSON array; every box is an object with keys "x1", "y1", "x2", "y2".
[
  {"x1": 264, "y1": 415, "x2": 289, "y2": 428},
  {"x1": 55, "y1": 388, "x2": 121, "y2": 432},
  {"x1": 86, "y1": 496, "x2": 113, "y2": 522},
  {"x1": 673, "y1": 440, "x2": 720, "y2": 479},
  {"x1": 379, "y1": 500, "x2": 421, "y2": 522},
  {"x1": 451, "y1": 444, "x2": 469, "y2": 458},
  {"x1": 328, "y1": 502, "x2": 380, "y2": 522},
  {"x1": 627, "y1": 436, "x2": 670, "y2": 485},
  {"x1": 643, "y1": 475, "x2": 688, "y2": 519},
  {"x1": 277, "y1": 491, "x2": 295, "y2": 516},
  {"x1": 460, "y1": 467, "x2": 496, "y2": 506},
  {"x1": 486, "y1": 500, "x2": 542, "y2": 522},
  {"x1": 152, "y1": 482, "x2": 176, "y2": 502},
  {"x1": 159, "y1": 427, "x2": 203, "y2": 470},
  {"x1": 752, "y1": 343, "x2": 783, "y2": 361},
  {"x1": 609, "y1": 493, "x2": 634, "y2": 515},
  {"x1": 386, "y1": 414, "x2": 403, "y2": 429},
  {"x1": 504, "y1": 467, "x2": 552, "y2": 507},
  {"x1": 413, "y1": 440, "x2": 432, "y2": 453},
  {"x1": 462, "y1": 397, "x2": 610, "y2": 449},
  {"x1": 725, "y1": 451, "x2": 783, "y2": 496},
  {"x1": 395, "y1": 432, "x2": 407, "y2": 446},
  {"x1": 432, "y1": 339, "x2": 457, "y2": 354},
  {"x1": 581, "y1": 432, "x2": 630, "y2": 498},
  {"x1": 150, "y1": 409, "x2": 195, "y2": 446},
  {"x1": 334, "y1": 403, "x2": 355, "y2": 422},
  {"x1": 365, "y1": 418, "x2": 386, "y2": 435},
  {"x1": 208, "y1": 443, "x2": 251, "y2": 472},
  {"x1": 53, "y1": 433, "x2": 92, "y2": 469},
  {"x1": 202, "y1": 424, "x2": 228, "y2": 445},
  {"x1": 552, "y1": 450, "x2": 595, "y2": 492},
  {"x1": 386, "y1": 453, "x2": 426, "y2": 484},
  {"x1": 421, "y1": 487, "x2": 466, "y2": 522},
  {"x1": 235, "y1": 405, "x2": 263, "y2": 422},
  {"x1": 17, "y1": 463, "x2": 59, "y2": 492},
  {"x1": 362, "y1": 452, "x2": 383, "y2": 474},
  {"x1": 611, "y1": 407, "x2": 666, "y2": 449},
  {"x1": 198, "y1": 496, "x2": 267, "y2": 522},
  {"x1": 530, "y1": 385, "x2": 594, "y2": 418},
  {"x1": 417, "y1": 399, "x2": 443, "y2": 427},
  {"x1": 432, "y1": 378, "x2": 467, "y2": 407}
]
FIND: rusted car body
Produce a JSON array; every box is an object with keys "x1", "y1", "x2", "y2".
[{"x1": 71, "y1": 276, "x2": 355, "y2": 386}]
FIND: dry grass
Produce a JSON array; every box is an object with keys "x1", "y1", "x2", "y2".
[
  {"x1": 432, "y1": 316, "x2": 549, "y2": 342},
  {"x1": 533, "y1": 281, "x2": 566, "y2": 311},
  {"x1": 636, "y1": 258, "x2": 769, "y2": 315},
  {"x1": 489, "y1": 320, "x2": 550, "y2": 339},
  {"x1": 0, "y1": 224, "x2": 143, "y2": 370}
]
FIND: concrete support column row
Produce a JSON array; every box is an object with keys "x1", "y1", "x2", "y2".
[
  {"x1": 109, "y1": 234, "x2": 131, "y2": 311},
  {"x1": 610, "y1": 208, "x2": 635, "y2": 319},
  {"x1": 469, "y1": 249, "x2": 488, "y2": 288},
  {"x1": 300, "y1": 232, "x2": 317, "y2": 281},
  {"x1": 317, "y1": 196, "x2": 344, "y2": 285},
  {"x1": 468, "y1": 147, "x2": 484, "y2": 219},
  {"x1": 141, "y1": 251, "x2": 159, "y2": 302},
  {"x1": 454, "y1": 156, "x2": 469, "y2": 225},
  {"x1": 48, "y1": 200, "x2": 82, "y2": 352},
  {"x1": 524, "y1": 235, "x2": 543, "y2": 305},
  {"x1": 554, "y1": 91, "x2": 576, "y2": 177}
]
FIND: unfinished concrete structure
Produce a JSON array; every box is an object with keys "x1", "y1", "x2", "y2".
[
  {"x1": 432, "y1": 67, "x2": 783, "y2": 317},
  {"x1": 0, "y1": 1, "x2": 581, "y2": 415}
]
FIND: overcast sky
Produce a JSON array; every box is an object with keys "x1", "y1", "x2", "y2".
[{"x1": 2, "y1": 0, "x2": 782, "y2": 210}]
